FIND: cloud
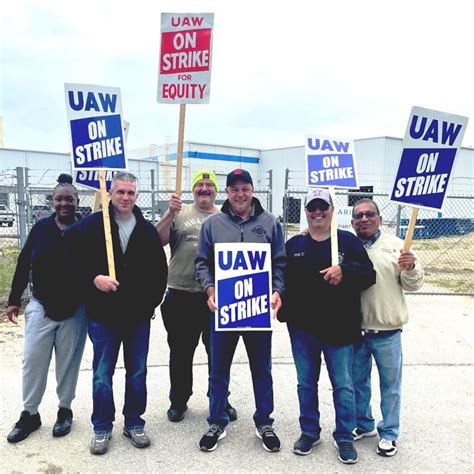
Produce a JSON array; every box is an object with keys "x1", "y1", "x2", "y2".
[{"x1": 1, "y1": 0, "x2": 473, "y2": 153}]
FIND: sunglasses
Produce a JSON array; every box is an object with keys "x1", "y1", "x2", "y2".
[
  {"x1": 353, "y1": 211, "x2": 378, "y2": 220},
  {"x1": 306, "y1": 201, "x2": 330, "y2": 212}
]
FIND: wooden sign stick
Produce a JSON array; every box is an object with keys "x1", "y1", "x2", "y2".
[
  {"x1": 99, "y1": 169, "x2": 116, "y2": 280},
  {"x1": 402, "y1": 207, "x2": 419, "y2": 252},
  {"x1": 175, "y1": 104, "x2": 186, "y2": 196},
  {"x1": 92, "y1": 191, "x2": 101, "y2": 213},
  {"x1": 328, "y1": 186, "x2": 339, "y2": 266}
]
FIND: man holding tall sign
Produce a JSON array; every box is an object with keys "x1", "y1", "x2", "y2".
[
  {"x1": 351, "y1": 198, "x2": 424, "y2": 457},
  {"x1": 65, "y1": 172, "x2": 168, "y2": 455},
  {"x1": 195, "y1": 169, "x2": 286, "y2": 452}
]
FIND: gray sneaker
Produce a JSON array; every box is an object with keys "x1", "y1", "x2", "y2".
[
  {"x1": 123, "y1": 427, "x2": 151, "y2": 448},
  {"x1": 90, "y1": 431, "x2": 112, "y2": 455}
]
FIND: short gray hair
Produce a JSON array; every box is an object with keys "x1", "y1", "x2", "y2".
[
  {"x1": 352, "y1": 198, "x2": 380, "y2": 217},
  {"x1": 111, "y1": 171, "x2": 138, "y2": 191}
]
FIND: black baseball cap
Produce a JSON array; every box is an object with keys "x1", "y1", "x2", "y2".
[{"x1": 226, "y1": 169, "x2": 253, "y2": 187}]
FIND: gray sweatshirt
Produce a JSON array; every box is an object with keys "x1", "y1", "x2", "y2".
[{"x1": 195, "y1": 197, "x2": 286, "y2": 294}]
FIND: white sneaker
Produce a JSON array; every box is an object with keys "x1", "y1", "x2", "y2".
[{"x1": 377, "y1": 438, "x2": 397, "y2": 457}]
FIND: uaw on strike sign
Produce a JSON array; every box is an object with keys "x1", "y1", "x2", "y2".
[
  {"x1": 215, "y1": 243, "x2": 272, "y2": 331},
  {"x1": 390, "y1": 106, "x2": 468, "y2": 211},
  {"x1": 73, "y1": 121, "x2": 129, "y2": 191},
  {"x1": 65, "y1": 83, "x2": 127, "y2": 171},
  {"x1": 158, "y1": 13, "x2": 214, "y2": 104},
  {"x1": 305, "y1": 135, "x2": 359, "y2": 188}
]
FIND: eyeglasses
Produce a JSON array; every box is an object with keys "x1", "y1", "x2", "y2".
[
  {"x1": 306, "y1": 201, "x2": 330, "y2": 212},
  {"x1": 195, "y1": 182, "x2": 215, "y2": 189},
  {"x1": 353, "y1": 211, "x2": 378, "y2": 220}
]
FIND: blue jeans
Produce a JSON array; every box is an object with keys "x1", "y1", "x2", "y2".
[
  {"x1": 208, "y1": 320, "x2": 274, "y2": 428},
  {"x1": 353, "y1": 329, "x2": 402, "y2": 440},
  {"x1": 88, "y1": 320, "x2": 151, "y2": 433},
  {"x1": 288, "y1": 324, "x2": 356, "y2": 442}
]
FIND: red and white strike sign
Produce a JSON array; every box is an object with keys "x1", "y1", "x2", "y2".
[{"x1": 157, "y1": 13, "x2": 214, "y2": 104}]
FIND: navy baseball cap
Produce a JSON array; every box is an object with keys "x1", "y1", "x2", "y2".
[{"x1": 226, "y1": 169, "x2": 253, "y2": 187}]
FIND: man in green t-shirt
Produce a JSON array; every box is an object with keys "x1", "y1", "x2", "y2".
[{"x1": 157, "y1": 170, "x2": 237, "y2": 423}]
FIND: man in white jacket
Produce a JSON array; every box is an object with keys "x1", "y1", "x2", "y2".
[{"x1": 351, "y1": 199, "x2": 424, "y2": 458}]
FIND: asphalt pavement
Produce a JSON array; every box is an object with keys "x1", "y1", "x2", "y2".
[{"x1": 0, "y1": 295, "x2": 472, "y2": 473}]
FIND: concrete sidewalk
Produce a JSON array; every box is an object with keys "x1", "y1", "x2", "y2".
[{"x1": 0, "y1": 295, "x2": 472, "y2": 472}]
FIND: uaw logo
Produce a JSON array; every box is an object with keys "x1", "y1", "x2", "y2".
[
  {"x1": 252, "y1": 225, "x2": 265, "y2": 237},
  {"x1": 338, "y1": 251, "x2": 345, "y2": 264}
]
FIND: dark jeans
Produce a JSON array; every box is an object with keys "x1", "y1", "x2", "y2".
[
  {"x1": 208, "y1": 321, "x2": 274, "y2": 428},
  {"x1": 88, "y1": 319, "x2": 150, "y2": 433},
  {"x1": 161, "y1": 289, "x2": 211, "y2": 407},
  {"x1": 288, "y1": 324, "x2": 356, "y2": 442}
]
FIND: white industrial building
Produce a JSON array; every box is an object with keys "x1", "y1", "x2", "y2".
[{"x1": 1, "y1": 137, "x2": 472, "y2": 218}]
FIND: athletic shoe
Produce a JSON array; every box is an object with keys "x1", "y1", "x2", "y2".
[
  {"x1": 53, "y1": 408, "x2": 73, "y2": 437},
  {"x1": 224, "y1": 401, "x2": 238, "y2": 422},
  {"x1": 334, "y1": 440, "x2": 359, "y2": 464},
  {"x1": 123, "y1": 427, "x2": 151, "y2": 448},
  {"x1": 377, "y1": 438, "x2": 397, "y2": 457},
  {"x1": 7, "y1": 411, "x2": 41, "y2": 443},
  {"x1": 293, "y1": 433, "x2": 321, "y2": 455},
  {"x1": 90, "y1": 431, "x2": 112, "y2": 455},
  {"x1": 199, "y1": 425, "x2": 226, "y2": 452},
  {"x1": 167, "y1": 405, "x2": 187, "y2": 423},
  {"x1": 256, "y1": 425, "x2": 281, "y2": 452},
  {"x1": 353, "y1": 427, "x2": 377, "y2": 441}
]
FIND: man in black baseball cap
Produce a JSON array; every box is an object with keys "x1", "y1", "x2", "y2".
[
  {"x1": 226, "y1": 169, "x2": 253, "y2": 187},
  {"x1": 195, "y1": 168, "x2": 286, "y2": 453}
]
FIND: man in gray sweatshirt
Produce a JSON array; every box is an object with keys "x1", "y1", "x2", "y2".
[{"x1": 195, "y1": 169, "x2": 286, "y2": 453}]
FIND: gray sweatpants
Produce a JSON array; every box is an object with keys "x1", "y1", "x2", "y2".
[{"x1": 22, "y1": 298, "x2": 87, "y2": 414}]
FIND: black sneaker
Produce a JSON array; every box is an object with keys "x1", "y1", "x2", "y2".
[
  {"x1": 353, "y1": 427, "x2": 377, "y2": 441},
  {"x1": 224, "y1": 401, "x2": 238, "y2": 422},
  {"x1": 90, "y1": 431, "x2": 112, "y2": 455},
  {"x1": 7, "y1": 411, "x2": 42, "y2": 443},
  {"x1": 53, "y1": 408, "x2": 73, "y2": 437},
  {"x1": 123, "y1": 427, "x2": 151, "y2": 448},
  {"x1": 377, "y1": 438, "x2": 397, "y2": 457},
  {"x1": 293, "y1": 433, "x2": 321, "y2": 455},
  {"x1": 167, "y1": 404, "x2": 187, "y2": 423},
  {"x1": 199, "y1": 424, "x2": 226, "y2": 452},
  {"x1": 256, "y1": 425, "x2": 281, "y2": 452},
  {"x1": 334, "y1": 440, "x2": 358, "y2": 464}
]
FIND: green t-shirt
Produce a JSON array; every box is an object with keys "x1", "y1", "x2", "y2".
[{"x1": 168, "y1": 204, "x2": 214, "y2": 292}]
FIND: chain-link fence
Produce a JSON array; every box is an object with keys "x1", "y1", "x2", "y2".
[
  {"x1": 282, "y1": 181, "x2": 474, "y2": 296},
  {"x1": 1, "y1": 166, "x2": 472, "y2": 302},
  {"x1": 0, "y1": 167, "x2": 271, "y2": 305}
]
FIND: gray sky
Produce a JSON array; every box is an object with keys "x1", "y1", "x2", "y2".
[{"x1": 1, "y1": 0, "x2": 473, "y2": 153}]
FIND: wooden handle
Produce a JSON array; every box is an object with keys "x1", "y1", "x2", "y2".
[
  {"x1": 402, "y1": 207, "x2": 419, "y2": 252},
  {"x1": 92, "y1": 191, "x2": 100, "y2": 213},
  {"x1": 99, "y1": 170, "x2": 116, "y2": 280},
  {"x1": 329, "y1": 187, "x2": 339, "y2": 266},
  {"x1": 175, "y1": 104, "x2": 186, "y2": 196}
]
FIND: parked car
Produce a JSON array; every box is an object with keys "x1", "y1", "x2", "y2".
[
  {"x1": 31, "y1": 205, "x2": 52, "y2": 223},
  {"x1": 0, "y1": 204, "x2": 15, "y2": 227}
]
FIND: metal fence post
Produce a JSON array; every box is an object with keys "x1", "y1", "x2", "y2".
[
  {"x1": 25, "y1": 167, "x2": 32, "y2": 234},
  {"x1": 16, "y1": 167, "x2": 28, "y2": 248},
  {"x1": 151, "y1": 169, "x2": 156, "y2": 222},
  {"x1": 395, "y1": 205, "x2": 402, "y2": 238},
  {"x1": 267, "y1": 169, "x2": 273, "y2": 213},
  {"x1": 283, "y1": 168, "x2": 289, "y2": 240}
]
